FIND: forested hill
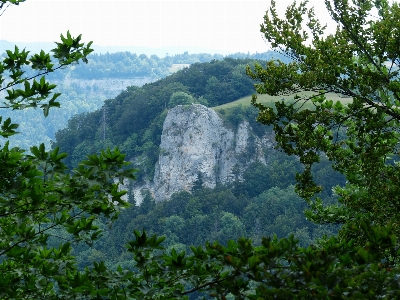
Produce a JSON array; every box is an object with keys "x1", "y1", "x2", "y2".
[
  {"x1": 0, "y1": 49, "x2": 287, "y2": 81},
  {"x1": 53, "y1": 57, "x2": 269, "y2": 169},
  {"x1": 1, "y1": 50, "x2": 287, "y2": 150},
  {"x1": 51, "y1": 56, "x2": 343, "y2": 265},
  {"x1": 70, "y1": 51, "x2": 285, "y2": 80}
]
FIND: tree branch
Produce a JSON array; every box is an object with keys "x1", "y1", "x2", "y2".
[
  {"x1": 0, "y1": 209, "x2": 84, "y2": 257},
  {"x1": 0, "y1": 3, "x2": 10, "y2": 17},
  {"x1": 0, "y1": 208, "x2": 46, "y2": 218},
  {"x1": 181, "y1": 278, "x2": 226, "y2": 296},
  {"x1": 0, "y1": 65, "x2": 65, "y2": 93}
]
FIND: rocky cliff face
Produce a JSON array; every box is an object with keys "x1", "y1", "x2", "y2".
[{"x1": 131, "y1": 104, "x2": 274, "y2": 203}]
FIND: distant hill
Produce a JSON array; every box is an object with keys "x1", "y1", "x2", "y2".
[
  {"x1": 48, "y1": 57, "x2": 343, "y2": 266},
  {"x1": 0, "y1": 48, "x2": 289, "y2": 149},
  {"x1": 52, "y1": 58, "x2": 263, "y2": 167},
  {"x1": 0, "y1": 40, "x2": 272, "y2": 57}
]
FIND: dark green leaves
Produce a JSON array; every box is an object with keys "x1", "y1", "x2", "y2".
[
  {"x1": 0, "y1": 0, "x2": 26, "y2": 5},
  {"x1": 30, "y1": 50, "x2": 54, "y2": 71},
  {"x1": 52, "y1": 31, "x2": 94, "y2": 65},
  {"x1": 4, "y1": 46, "x2": 29, "y2": 70},
  {"x1": 248, "y1": 0, "x2": 400, "y2": 247},
  {"x1": 0, "y1": 117, "x2": 19, "y2": 137},
  {"x1": 0, "y1": 32, "x2": 92, "y2": 117},
  {"x1": 0, "y1": 140, "x2": 136, "y2": 298}
]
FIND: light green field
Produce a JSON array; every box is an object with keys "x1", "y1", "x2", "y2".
[{"x1": 213, "y1": 92, "x2": 353, "y2": 111}]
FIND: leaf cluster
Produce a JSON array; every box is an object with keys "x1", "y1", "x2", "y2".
[
  {"x1": 74, "y1": 222, "x2": 400, "y2": 299},
  {"x1": 247, "y1": 0, "x2": 400, "y2": 245},
  {"x1": 0, "y1": 142, "x2": 136, "y2": 298},
  {"x1": 1, "y1": 30, "x2": 93, "y2": 116}
]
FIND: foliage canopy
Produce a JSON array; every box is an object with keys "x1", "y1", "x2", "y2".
[
  {"x1": 248, "y1": 0, "x2": 400, "y2": 245},
  {"x1": 2, "y1": 0, "x2": 400, "y2": 298},
  {"x1": 0, "y1": 1, "x2": 137, "y2": 298}
]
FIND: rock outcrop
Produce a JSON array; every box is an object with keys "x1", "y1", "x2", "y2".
[{"x1": 148, "y1": 104, "x2": 274, "y2": 202}]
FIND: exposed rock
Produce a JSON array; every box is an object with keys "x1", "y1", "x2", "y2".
[
  {"x1": 150, "y1": 104, "x2": 275, "y2": 202},
  {"x1": 132, "y1": 180, "x2": 154, "y2": 206}
]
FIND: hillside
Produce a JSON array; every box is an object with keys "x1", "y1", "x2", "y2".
[
  {"x1": 46, "y1": 55, "x2": 347, "y2": 269},
  {"x1": 214, "y1": 91, "x2": 353, "y2": 110},
  {"x1": 0, "y1": 50, "x2": 286, "y2": 149},
  {"x1": 52, "y1": 56, "x2": 350, "y2": 188},
  {"x1": 53, "y1": 57, "x2": 263, "y2": 168}
]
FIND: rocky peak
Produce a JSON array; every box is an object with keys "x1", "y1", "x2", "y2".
[{"x1": 151, "y1": 104, "x2": 274, "y2": 202}]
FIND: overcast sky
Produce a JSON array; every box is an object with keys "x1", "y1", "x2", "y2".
[{"x1": 1, "y1": 0, "x2": 334, "y2": 55}]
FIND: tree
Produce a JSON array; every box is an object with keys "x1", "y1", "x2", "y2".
[
  {"x1": 0, "y1": 1, "x2": 136, "y2": 298},
  {"x1": 168, "y1": 91, "x2": 194, "y2": 108},
  {"x1": 103, "y1": 1, "x2": 400, "y2": 297},
  {"x1": 3, "y1": 0, "x2": 400, "y2": 298},
  {"x1": 118, "y1": 0, "x2": 400, "y2": 298},
  {"x1": 247, "y1": 0, "x2": 400, "y2": 246},
  {"x1": 192, "y1": 171, "x2": 204, "y2": 192}
]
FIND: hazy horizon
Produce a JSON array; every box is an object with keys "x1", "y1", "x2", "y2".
[
  {"x1": 0, "y1": 38, "x2": 272, "y2": 57},
  {"x1": 0, "y1": 0, "x2": 334, "y2": 56}
]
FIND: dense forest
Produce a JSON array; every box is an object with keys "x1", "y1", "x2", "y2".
[
  {"x1": 58, "y1": 51, "x2": 288, "y2": 80},
  {"x1": 0, "y1": 50, "x2": 287, "y2": 149},
  {"x1": 53, "y1": 58, "x2": 268, "y2": 171},
  {"x1": 66, "y1": 157, "x2": 342, "y2": 273},
  {"x1": 0, "y1": 49, "x2": 285, "y2": 81},
  {"x1": 51, "y1": 57, "x2": 343, "y2": 268},
  {"x1": 2, "y1": 0, "x2": 400, "y2": 298}
]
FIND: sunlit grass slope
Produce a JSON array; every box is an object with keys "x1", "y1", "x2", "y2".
[{"x1": 213, "y1": 92, "x2": 353, "y2": 111}]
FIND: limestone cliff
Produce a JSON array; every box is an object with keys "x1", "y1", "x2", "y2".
[{"x1": 133, "y1": 104, "x2": 274, "y2": 203}]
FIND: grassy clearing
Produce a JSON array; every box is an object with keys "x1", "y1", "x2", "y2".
[{"x1": 213, "y1": 92, "x2": 353, "y2": 111}]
